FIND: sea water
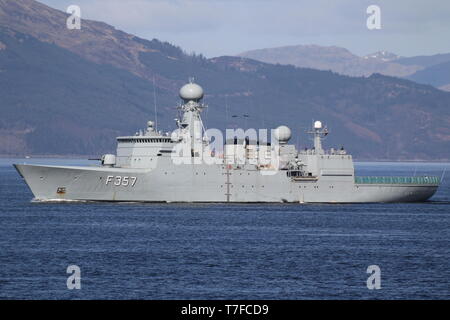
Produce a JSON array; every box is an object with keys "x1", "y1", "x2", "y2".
[{"x1": 0, "y1": 159, "x2": 448, "y2": 299}]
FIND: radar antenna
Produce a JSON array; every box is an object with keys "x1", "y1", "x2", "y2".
[{"x1": 307, "y1": 120, "x2": 328, "y2": 154}]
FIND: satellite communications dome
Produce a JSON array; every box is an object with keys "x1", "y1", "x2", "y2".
[
  {"x1": 170, "y1": 129, "x2": 182, "y2": 142},
  {"x1": 314, "y1": 121, "x2": 323, "y2": 129},
  {"x1": 274, "y1": 125, "x2": 292, "y2": 144},
  {"x1": 179, "y1": 82, "x2": 204, "y2": 101}
]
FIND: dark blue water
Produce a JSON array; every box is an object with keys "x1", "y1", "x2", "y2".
[{"x1": 0, "y1": 159, "x2": 449, "y2": 299}]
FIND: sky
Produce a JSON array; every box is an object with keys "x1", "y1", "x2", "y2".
[{"x1": 40, "y1": 0, "x2": 450, "y2": 58}]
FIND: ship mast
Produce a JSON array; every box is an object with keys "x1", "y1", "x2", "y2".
[
  {"x1": 178, "y1": 78, "x2": 207, "y2": 157},
  {"x1": 308, "y1": 120, "x2": 328, "y2": 154}
]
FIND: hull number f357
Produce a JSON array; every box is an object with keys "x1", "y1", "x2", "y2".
[{"x1": 105, "y1": 175, "x2": 137, "y2": 187}]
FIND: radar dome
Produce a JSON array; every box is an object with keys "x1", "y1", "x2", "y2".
[
  {"x1": 179, "y1": 82, "x2": 204, "y2": 101},
  {"x1": 274, "y1": 125, "x2": 292, "y2": 144},
  {"x1": 170, "y1": 129, "x2": 182, "y2": 142},
  {"x1": 314, "y1": 121, "x2": 322, "y2": 129}
]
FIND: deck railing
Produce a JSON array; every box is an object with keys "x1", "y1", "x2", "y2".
[{"x1": 354, "y1": 176, "x2": 440, "y2": 185}]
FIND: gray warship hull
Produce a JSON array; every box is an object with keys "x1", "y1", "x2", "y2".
[{"x1": 14, "y1": 163, "x2": 439, "y2": 203}]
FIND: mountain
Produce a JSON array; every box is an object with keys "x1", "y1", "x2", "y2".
[
  {"x1": 407, "y1": 60, "x2": 450, "y2": 89},
  {"x1": 0, "y1": 26, "x2": 164, "y2": 155},
  {"x1": 0, "y1": 0, "x2": 185, "y2": 90},
  {"x1": 1, "y1": 0, "x2": 450, "y2": 160},
  {"x1": 394, "y1": 55, "x2": 450, "y2": 91},
  {"x1": 238, "y1": 45, "x2": 420, "y2": 77},
  {"x1": 396, "y1": 53, "x2": 450, "y2": 91},
  {"x1": 239, "y1": 45, "x2": 450, "y2": 91},
  {"x1": 395, "y1": 53, "x2": 450, "y2": 68}
]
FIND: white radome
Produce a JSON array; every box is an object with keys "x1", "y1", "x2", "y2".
[
  {"x1": 170, "y1": 129, "x2": 182, "y2": 142},
  {"x1": 314, "y1": 120, "x2": 322, "y2": 129},
  {"x1": 179, "y1": 83, "x2": 204, "y2": 101},
  {"x1": 274, "y1": 125, "x2": 292, "y2": 143}
]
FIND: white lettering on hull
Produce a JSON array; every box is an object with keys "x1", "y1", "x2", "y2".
[{"x1": 105, "y1": 175, "x2": 137, "y2": 187}]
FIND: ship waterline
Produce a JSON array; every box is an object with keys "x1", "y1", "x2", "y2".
[{"x1": 14, "y1": 80, "x2": 440, "y2": 203}]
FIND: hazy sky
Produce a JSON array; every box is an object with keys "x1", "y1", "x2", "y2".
[{"x1": 40, "y1": 0, "x2": 450, "y2": 58}]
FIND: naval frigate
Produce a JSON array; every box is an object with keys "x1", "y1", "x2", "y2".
[{"x1": 14, "y1": 80, "x2": 440, "y2": 203}]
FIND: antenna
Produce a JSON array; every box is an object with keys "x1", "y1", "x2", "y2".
[
  {"x1": 307, "y1": 120, "x2": 328, "y2": 154},
  {"x1": 204, "y1": 87, "x2": 208, "y2": 128},
  {"x1": 153, "y1": 76, "x2": 158, "y2": 131},
  {"x1": 225, "y1": 95, "x2": 229, "y2": 128},
  {"x1": 441, "y1": 167, "x2": 447, "y2": 184}
]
